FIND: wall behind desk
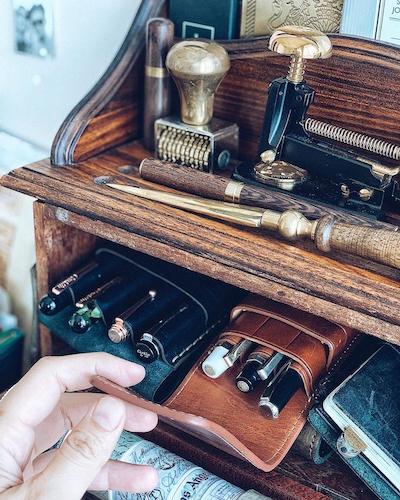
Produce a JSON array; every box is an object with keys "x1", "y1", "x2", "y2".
[
  {"x1": 0, "y1": 0, "x2": 141, "y2": 366},
  {"x1": 0, "y1": 0, "x2": 140, "y2": 150}
]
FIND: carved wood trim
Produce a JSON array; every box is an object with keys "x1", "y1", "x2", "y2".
[{"x1": 51, "y1": 0, "x2": 167, "y2": 166}]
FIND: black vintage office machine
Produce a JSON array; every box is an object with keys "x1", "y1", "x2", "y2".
[
  {"x1": 236, "y1": 26, "x2": 400, "y2": 218},
  {"x1": 155, "y1": 39, "x2": 239, "y2": 172}
]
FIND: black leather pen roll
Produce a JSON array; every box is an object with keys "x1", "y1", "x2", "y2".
[
  {"x1": 135, "y1": 303, "x2": 206, "y2": 364},
  {"x1": 69, "y1": 269, "x2": 157, "y2": 333},
  {"x1": 39, "y1": 254, "x2": 122, "y2": 316},
  {"x1": 259, "y1": 368, "x2": 303, "y2": 419},
  {"x1": 108, "y1": 284, "x2": 186, "y2": 343},
  {"x1": 143, "y1": 18, "x2": 174, "y2": 150}
]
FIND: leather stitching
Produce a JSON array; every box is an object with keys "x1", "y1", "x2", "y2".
[
  {"x1": 263, "y1": 403, "x2": 310, "y2": 464},
  {"x1": 315, "y1": 333, "x2": 361, "y2": 388},
  {"x1": 309, "y1": 428, "x2": 318, "y2": 459}
]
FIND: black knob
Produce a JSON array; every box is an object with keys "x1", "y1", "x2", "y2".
[
  {"x1": 135, "y1": 339, "x2": 159, "y2": 363},
  {"x1": 236, "y1": 359, "x2": 262, "y2": 393},
  {"x1": 69, "y1": 313, "x2": 91, "y2": 334},
  {"x1": 39, "y1": 295, "x2": 57, "y2": 315}
]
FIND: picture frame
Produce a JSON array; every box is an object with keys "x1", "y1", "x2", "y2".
[{"x1": 12, "y1": 0, "x2": 54, "y2": 58}]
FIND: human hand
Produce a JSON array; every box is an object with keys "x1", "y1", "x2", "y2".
[{"x1": 0, "y1": 353, "x2": 159, "y2": 499}]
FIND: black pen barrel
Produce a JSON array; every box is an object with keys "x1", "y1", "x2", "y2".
[{"x1": 259, "y1": 368, "x2": 303, "y2": 419}]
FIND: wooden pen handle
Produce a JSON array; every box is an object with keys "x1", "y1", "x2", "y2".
[
  {"x1": 314, "y1": 216, "x2": 400, "y2": 269},
  {"x1": 143, "y1": 19, "x2": 174, "y2": 151},
  {"x1": 139, "y1": 158, "x2": 396, "y2": 229}
]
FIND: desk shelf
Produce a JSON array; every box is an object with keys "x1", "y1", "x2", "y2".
[
  {"x1": 2, "y1": 140, "x2": 399, "y2": 346},
  {"x1": 2, "y1": 9, "x2": 397, "y2": 496}
]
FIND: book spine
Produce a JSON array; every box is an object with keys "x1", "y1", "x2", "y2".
[
  {"x1": 377, "y1": 0, "x2": 400, "y2": 46},
  {"x1": 340, "y1": 0, "x2": 383, "y2": 38}
]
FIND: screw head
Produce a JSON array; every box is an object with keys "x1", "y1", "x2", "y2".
[
  {"x1": 340, "y1": 184, "x2": 350, "y2": 198},
  {"x1": 359, "y1": 188, "x2": 373, "y2": 201}
]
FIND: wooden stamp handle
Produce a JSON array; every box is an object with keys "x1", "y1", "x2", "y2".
[
  {"x1": 314, "y1": 215, "x2": 400, "y2": 269},
  {"x1": 140, "y1": 158, "x2": 230, "y2": 198}
]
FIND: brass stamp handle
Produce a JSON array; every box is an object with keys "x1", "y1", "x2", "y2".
[
  {"x1": 166, "y1": 40, "x2": 230, "y2": 126},
  {"x1": 269, "y1": 26, "x2": 332, "y2": 83},
  {"x1": 314, "y1": 215, "x2": 400, "y2": 269}
]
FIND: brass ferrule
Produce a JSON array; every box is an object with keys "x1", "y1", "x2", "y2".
[
  {"x1": 145, "y1": 65, "x2": 169, "y2": 79},
  {"x1": 260, "y1": 210, "x2": 281, "y2": 231},
  {"x1": 108, "y1": 318, "x2": 130, "y2": 344},
  {"x1": 261, "y1": 209, "x2": 314, "y2": 241},
  {"x1": 224, "y1": 181, "x2": 244, "y2": 203}
]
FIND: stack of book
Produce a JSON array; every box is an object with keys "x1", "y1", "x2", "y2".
[
  {"x1": 169, "y1": 0, "x2": 399, "y2": 47},
  {"x1": 341, "y1": 0, "x2": 400, "y2": 46}
]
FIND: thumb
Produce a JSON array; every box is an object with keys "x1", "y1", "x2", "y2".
[{"x1": 31, "y1": 396, "x2": 125, "y2": 500}]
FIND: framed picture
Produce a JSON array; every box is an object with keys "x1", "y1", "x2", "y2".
[{"x1": 12, "y1": 0, "x2": 54, "y2": 58}]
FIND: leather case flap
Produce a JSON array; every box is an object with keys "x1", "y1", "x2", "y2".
[
  {"x1": 231, "y1": 295, "x2": 355, "y2": 366},
  {"x1": 92, "y1": 374, "x2": 309, "y2": 473}
]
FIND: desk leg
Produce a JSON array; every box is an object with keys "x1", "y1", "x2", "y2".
[{"x1": 33, "y1": 201, "x2": 97, "y2": 357}]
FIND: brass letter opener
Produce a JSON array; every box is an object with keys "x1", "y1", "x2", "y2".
[{"x1": 106, "y1": 183, "x2": 400, "y2": 270}]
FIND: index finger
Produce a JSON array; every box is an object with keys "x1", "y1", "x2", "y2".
[{"x1": 0, "y1": 353, "x2": 145, "y2": 428}]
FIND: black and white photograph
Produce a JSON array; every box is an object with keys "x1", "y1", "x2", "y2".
[{"x1": 13, "y1": 0, "x2": 54, "y2": 57}]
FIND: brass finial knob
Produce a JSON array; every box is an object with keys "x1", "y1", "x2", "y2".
[
  {"x1": 269, "y1": 26, "x2": 332, "y2": 84},
  {"x1": 166, "y1": 40, "x2": 230, "y2": 126}
]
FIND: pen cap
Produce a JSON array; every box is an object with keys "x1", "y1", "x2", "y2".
[
  {"x1": 70, "y1": 254, "x2": 123, "y2": 301},
  {"x1": 125, "y1": 284, "x2": 185, "y2": 341},
  {"x1": 236, "y1": 359, "x2": 262, "y2": 393},
  {"x1": 146, "y1": 18, "x2": 174, "y2": 69},
  {"x1": 96, "y1": 271, "x2": 157, "y2": 326},
  {"x1": 39, "y1": 292, "x2": 70, "y2": 316},
  {"x1": 202, "y1": 344, "x2": 231, "y2": 378},
  {"x1": 39, "y1": 255, "x2": 121, "y2": 316},
  {"x1": 259, "y1": 368, "x2": 303, "y2": 419},
  {"x1": 135, "y1": 303, "x2": 206, "y2": 364}
]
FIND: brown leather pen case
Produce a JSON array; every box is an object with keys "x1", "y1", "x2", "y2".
[{"x1": 93, "y1": 295, "x2": 357, "y2": 472}]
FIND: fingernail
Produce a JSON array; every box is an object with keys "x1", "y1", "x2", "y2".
[
  {"x1": 93, "y1": 397, "x2": 124, "y2": 431},
  {"x1": 135, "y1": 363, "x2": 146, "y2": 379}
]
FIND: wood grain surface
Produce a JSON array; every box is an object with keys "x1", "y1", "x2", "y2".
[
  {"x1": 52, "y1": 27, "x2": 400, "y2": 176},
  {"x1": 33, "y1": 203, "x2": 97, "y2": 355},
  {"x1": 217, "y1": 36, "x2": 400, "y2": 161},
  {"x1": 2, "y1": 142, "x2": 400, "y2": 344}
]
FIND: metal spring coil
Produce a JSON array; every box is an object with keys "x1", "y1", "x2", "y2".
[
  {"x1": 157, "y1": 127, "x2": 211, "y2": 170},
  {"x1": 304, "y1": 118, "x2": 400, "y2": 160}
]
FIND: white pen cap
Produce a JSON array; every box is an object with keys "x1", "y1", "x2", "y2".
[{"x1": 201, "y1": 345, "x2": 230, "y2": 379}]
